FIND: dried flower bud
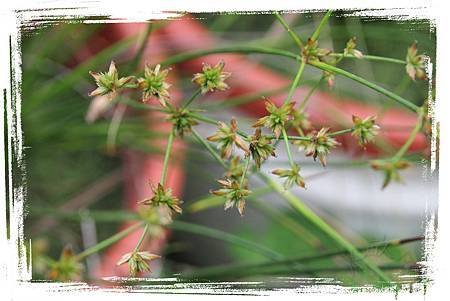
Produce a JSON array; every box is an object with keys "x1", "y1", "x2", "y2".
[
  {"x1": 212, "y1": 178, "x2": 251, "y2": 216},
  {"x1": 272, "y1": 163, "x2": 305, "y2": 189},
  {"x1": 89, "y1": 61, "x2": 134, "y2": 99},
  {"x1": 296, "y1": 128, "x2": 340, "y2": 166},
  {"x1": 253, "y1": 100, "x2": 295, "y2": 139},
  {"x1": 302, "y1": 38, "x2": 332, "y2": 62},
  {"x1": 406, "y1": 41, "x2": 427, "y2": 81},
  {"x1": 139, "y1": 183, "x2": 183, "y2": 220},
  {"x1": 192, "y1": 61, "x2": 231, "y2": 94},
  {"x1": 371, "y1": 159, "x2": 411, "y2": 189},
  {"x1": 207, "y1": 118, "x2": 249, "y2": 159},
  {"x1": 344, "y1": 37, "x2": 363, "y2": 59},
  {"x1": 137, "y1": 64, "x2": 171, "y2": 106},
  {"x1": 166, "y1": 104, "x2": 198, "y2": 137},
  {"x1": 248, "y1": 128, "x2": 276, "y2": 169},
  {"x1": 48, "y1": 246, "x2": 83, "y2": 281},
  {"x1": 117, "y1": 251, "x2": 161, "y2": 277},
  {"x1": 351, "y1": 115, "x2": 380, "y2": 147}
]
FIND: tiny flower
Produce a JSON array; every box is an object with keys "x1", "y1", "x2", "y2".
[
  {"x1": 212, "y1": 178, "x2": 251, "y2": 216},
  {"x1": 371, "y1": 159, "x2": 411, "y2": 189},
  {"x1": 323, "y1": 70, "x2": 336, "y2": 88},
  {"x1": 192, "y1": 61, "x2": 231, "y2": 94},
  {"x1": 48, "y1": 246, "x2": 83, "y2": 281},
  {"x1": 207, "y1": 118, "x2": 249, "y2": 159},
  {"x1": 166, "y1": 103, "x2": 198, "y2": 137},
  {"x1": 225, "y1": 156, "x2": 245, "y2": 181},
  {"x1": 351, "y1": 115, "x2": 380, "y2": 147},
  {"x1": 248, "y1": 128, "x2": 276, "y2": 169},
  {"x1": 297, "y1": 128, "x2": 340, "y2": 166},
  {"x1": 253, "y1": 100, "x2": 295, "y2": 139},
  {"x1": 137, "y1": 64, "x2": 171, "y2": 106},
  {"x1": 117, "y1": 251, "x2": 161, "y2": 277},
  {"x1": 344, "y1": 37, "x2": 363, "y2": 59},
  {"x1": 289, "y1": 108, "x2": 312, "y2": 135},
  {"x1": 302, "y1": 38, "x2": 332, "y2": 62},
  {"x1": 89, "y1": 61, "x2": 134, "y2": 99},
  {"x1": 272, "y1": 163, "x2": 305, "y2": 189},
  {"x1": 406, "y1": 41, "x2": 427, "y2": 81},
  {"x1": 139, "y1": 183, "x2": 183, "y2": 218}
]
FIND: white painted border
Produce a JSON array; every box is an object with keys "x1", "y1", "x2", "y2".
[{"x1": 0, "y1": 0, "x2": 447, "y2": 300}]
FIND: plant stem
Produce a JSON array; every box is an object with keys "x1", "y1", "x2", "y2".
[
  {"x1": 74, "y1": 221, "x2": 144, "y2": 261},
  {"x1": 328, "y1": 128, "x2": 353, "y2": 137},
  {"x1": 274, "y1": 12, "x2": 304, "y2": 49},
  {"x1": 329, "y1": 53, "x2": 405, "y2": 65},
  {"x1": 285, "y1": 59, "x2": 306, "y2": 105},
  {"x1": 160, "y1": 128, "x2": 175, "y2": 185},
  {"x1": 311, "y1": 10, "x2": 333, "y2": 41},
  {"x1": 182, "y1": 88, "x2": 202, "y2": 109},
  {"x1": 257, "y1": 171, "x2": 392, "y2": 283},
  {"x1": 128, "y1": 23, "x2": 153, "y2": 72},
  {"x1": 393, "y1": 108, "x2": 424, "y2": 160},
  {"x1": 160, "y1": 46, "x2": 416, "y2": 112},
  {"x1": 133, "y1": 224, "x2": 149, "y2": 253},
  {"x1": 191, "y1": 128, "x2": 228, "y2": 169},
  {"x1": 299, "y1": 76, "x2": 324, "y2": 110},
  {"x1": 282, "y1": 127, "x2": 296, "y2": 168},
  {"x1": 308, "y1": 60, "x2": 419, "y2": 112},
  {"x1": 240, "y1": 156, "x2": 251, "y2": 187}
]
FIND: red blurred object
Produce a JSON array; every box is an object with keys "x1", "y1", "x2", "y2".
[{"x1": 72, "y1": 16, "x2": 428, "y2": 278}]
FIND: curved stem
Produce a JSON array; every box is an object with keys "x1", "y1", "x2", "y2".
[
  {"x1": 393, "y1": 108, "x2": 424, "y2": 160},
  {"x1": 182, "y1": 88, "x2": 202, "y2": 109},
  {"x1": 240, "y1": 156, "x2": 251, "y2": 187},
  {"x1": 160, "y1": 128, "x2": 175, "y2": 185},
  {"x1": 299, "y1": 76, "x2": 324, "y2": 111},
  {"x1": 285, "y1": 59, "x2": 306, "y2": 105}
]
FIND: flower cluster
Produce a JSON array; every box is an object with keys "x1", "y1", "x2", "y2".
[
  {"x1": 406, "y1": 41, "x2": 427, "y2": 81},
  {"x1": 48, "y1": 246, "x2": 83, "y2": 281},
  {"x1": 139, "y1": 183, "x2": 183, "y2": 219},
  {"x1": 344, "y1": 37, "x2": 363, "y2": 59},
  {"x1": 212, "y1": 178, "x2": 251, "y2": 216},
  {"x1": 207, "y1": 118, "x2": 249, "y2": 159},
  {"x1": 117, "y1": 251, "x2": 161, "y2": 277},
  {"x1": 248, "y1": 128, "x2": 276, "y2": 169},
  {"x1": 253, "y1": 100, "x2": 295, "y2": 138},
  {"x1": 166, "y1": 103, "x2": 199, "y2": 137},
  {"x1": 296, "y1": 128, "x2": 339, "y2": 166},
  {"x1": 137, "y1": 64, "x2": 171, "y2": 105},
  {"x1": 89, "y1": 61, "x2": 134, "y2": 99},
  {"x1": 302, "y1": 38, "x2": 331, "y2": 62},
  {"x1": 351, "y1": 115, "x2": 380, "y2": 147},
  {"x1": 272, "y1": 163, "x2": 305, "y2": 189},
  {"x1": 371, "y1": 159, "x2": 411, "y2": 189},
  {"x1": 192, "y1": 61, "x2": 231, "y2": 94}
]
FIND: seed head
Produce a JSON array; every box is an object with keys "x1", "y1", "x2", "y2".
[
  {"x1": 344, "y1": 37, "x2": 363, "y2": 59},
  {"x1": 296, "y1": 128, "x2": 340, "y2": 166},
  {"x1": 89, "y1": 61, "x2": 134, "y2": 99},
  {"x1": 207, "y1": 118, "x2": 249, "y2": 159},
  {"x1": 166, "y1": 103, "x2": 198, "y2": 137},
  {"x1": 117, "y1": 251, "x2": 161, "y2": 277},
  {"x1": 253, "y1": 100, "x2": 295, "y2": 139},
  {"x1": 137, "y1": 64, "x2": 171, "y2": 106},
  {"x1": 48, "y1": 246, "x2": 83, "y2": 281},
  {"x1": 272, "y1": 163, "x2": 305, "y2": 189},
  {"x1": 371, "y1": 159, "x2": 411, "y2": 189},
  {"x1": 406, "y1": 41, "x2": 427, "y2": 81},
  {"x1": 192, "y1": 61, "x2": 231, "y2": 94},
  {"x1": 248, "y1": 128, "x2": 276, "y2": 169},
  {"x1": 212, "y1": 178, "x2": 251, "y2": 216},
  {"x1": 139, "y1": 183, "x2": 183, "y2": 221},
  {"x1": 351, "y1": 115, "x2": 380, "y2": 147}
]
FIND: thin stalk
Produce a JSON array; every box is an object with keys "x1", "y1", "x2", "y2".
[
  {"x1": 282, "y1": 127, "x2": 296, "y2": 168},
  {"x1": 308, "y1": 60, "x2": 419, "y2": 112},
  {"x1": 257, "y1": 171, "x2": 392, "y2": 283},
  {"x1": 191, "y1": 128, "x2": 227, "y2": 169},
  {"x1": 240, "y1": 156, "x2": 251, "y2": 187},
  {"x1": 329, "y1": 53, "x2": 406, "y2": 65},
  {"x1": 189, "y1": 113, "x2": 249, "y2": 139},
  {"x1": 160, "y1": 128, "x2": 175, "y2": 185},
  {"x1": 182, "y1": 88, "x2": 202, "y2": 109},
  {"x1": 311, "y1": 10, "x2": 333, "y2": 41},
  {"x1": 328, "y1": 128, "x2": 353, "y2": 137},
  {"x1": 285, "y1": 59, "x2": 306, "y2": 105},
  {"x1": 74, "y1": 221, "x2": 144, "y2": 261},
  {"x1": 127, "y1": 23, "x2": 153, "y2": 72},
  {"x1": 274, "y1": 12, "x2": 304, "y2": 49},
  {"x1": 393, "y1": 108, "x2": 424, "y2": 160},
  {"x1": 133, "y1": 224, "x2": 149, "y2": 253},
  {"x1": 299, "y1": 76, "x2": 324, "y2": 111}
]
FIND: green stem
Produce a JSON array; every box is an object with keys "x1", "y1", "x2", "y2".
[
  {"x1": 159, "y1": 46, "x2": 416, "y2": 112},
  {"x1": 191, "y1": 128, "x2": 228, "y2": 169},
  {"x1": 329, "y1": 53, "x2": 405, "y2": 65},
  {"x1": 311, "y1": 10, "x2": 333, "y2": 41},
  {"x1": 160, "y1": 128, "x2": 175, "y2": 185},
  {"x1": 240, "y1": 156, "x2": 251, "y2": 187},
  {"x1": 257, "y1": 171, "x2": 392, "y2": 283},
  {"x1": 328, "y1": 128, "x2": 353, "y2": 137},
  {"x1": 393, "y1": 108, "x2": 424, "y2": 160},
  {"x1": 308, "y1": 60, "x2": 419, "y2": 112},
  {"x1": 282, "y1": 127, "x2": 296, "y2": 168},
  {"x1": 274, "y1": 12, "x2": 304, "y2": 49},
  {"x1": 128, "y1": 23, "x2": 153, "y2": 72},
  {"x1": 285, "y1": 59, "x2": 306, "y2": 105},
  {"x1": 189, "y1": 113, "x2": 249, "y2": 139},
  {"x1": 133, "y1": 224, "x2": 149, "y2": 253},
  {"x1": 182, "y1": 88, "x2": 202, "y2": 109},
  {"x1": 299, "y1": 76, "x2": 324, "y2": 111},
  {"x1": 75, "y1": 221, "x2": 144, "y2": 261}
]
